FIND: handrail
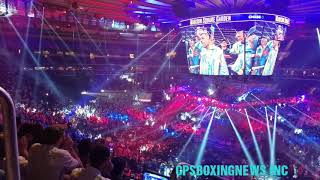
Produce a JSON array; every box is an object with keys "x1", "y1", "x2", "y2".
[{"x1": 0, "y1": 87, "x2": 20, "y2": 180}]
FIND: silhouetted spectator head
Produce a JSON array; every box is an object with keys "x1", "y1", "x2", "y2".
[
  {"x1": 89, "y1": 144, "x2": 111, "y2": 170},
  {"x1": 111, "y1": 157, "x2": 126, "y2": 180},
  {"x1": 18, "y1": 123, "x2": 44, "y2": 148},
  {"x1": 30, "y1": 124, "x2": 44, "y2": 145},
  {"x1": 77, "y1": 139, "x2": 92, "y2": 167},
  {"x1": 18, "y1": 123, "x2": 33, "y2": 139},
  {"x1": 16, "y1": 116, "x2": 22, "y2": 129},
  {"x1": 0, "y1": 135, "x2": 4, "y2": 159},
  {"x1": 40, "y1": 127, "x2": 64, "y2": 146}
]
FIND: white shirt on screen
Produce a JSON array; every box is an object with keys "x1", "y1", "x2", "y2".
[
  {"x1": 262, "y1": 41, "x2": 279, "y2": 76},
  {"x1": 199, "y1": 45, "x2": 229, "y2": 75}
]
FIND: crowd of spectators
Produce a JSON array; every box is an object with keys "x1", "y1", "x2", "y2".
[
  {"x1": 0, "y1": 70, "x2": 320, "y2": 179},
  {"x1": 0, "y1": 71, "x2": 179, "y2": 179},
  {"x1": 0, "y1": 122, "x2": 131, "y2": 180}
]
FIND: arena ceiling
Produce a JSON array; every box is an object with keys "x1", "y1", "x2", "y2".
[{"x1": 35, "y1": 0, "x2": 320, "y2": 24}]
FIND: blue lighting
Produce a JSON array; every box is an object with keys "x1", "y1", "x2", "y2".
[
  {"x1": 144, "y1": 0, "x2": 172, "y2": 7},
  {"x1": 165, "y1": 128, "x2": 169, "y2": 133},
  {"x1": 146, "y1": 106, "x2": 158, "y2": 113},
  {"x1": 151, "y1": 25, "x2": 157, "y2": 32},
  {"x1": 159, "y1": 20, "x2": 177, "y2": 23},
  {"x1": 317, "y1": 28, "x2": 320, "y2": 47},
  {"x1": 133, "y1": 11, "x2": 156, "y2": 14},
  {"x1": 107, "y1": 112, "x2": 129, "y2": 122},
  {"x1": 135, "y1": 5, "x2": 157, "y2": 10}
]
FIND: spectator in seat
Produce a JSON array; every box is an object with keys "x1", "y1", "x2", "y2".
[
  {"x1": 71, "y1": 143, "x2": 113, "y2": 180},
  {"x1": 77, "y1": 139, "x2": 92, "y2": 167},
  {"x1": 26, "y1": 126, "x2": 81, "y2": 180},
  {"x1": 110, "y1": 157, "x2": 126, "y2": 180},
  {"x1": 0, "y1": 133, "x2": 5, "y2": 180},
  {"x1": 18, "y1": 123, "x2": 44, "y2": 159}
]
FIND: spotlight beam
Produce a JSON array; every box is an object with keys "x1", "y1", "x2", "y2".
[
  {"x1": 177, "y1": 133, "x2": 195, "y2": 159},
  {"x1": 289, "y1": 105, "x2": 316, "y2": 121},
  {"x1": 150, "y1": 37, "x2": 182, "y2": 84},
  {"x1": 245, "y1": 100, "x2": 266, "y2": 119},
  {"x1": 188, "y1": 105, "x2": 202, "y2": 114},
  {"x1": 32, "y1": 7, "x2": 45, "y2": 104},
  {"x1": 33, "y1": 6, "x2": 84, "y2": 67},
  {"x1": 130, "y1": 29, "x2": 175, "y2": 62},
  {"x1": 242, "y1": 104, "x2": 319, "y2": 178},
  {"x1": 250, "y1": 93, "x2": 276, "y2": 112},
  {"x1": 277, "y1": 129, "x2": 320, "y2": 178},
  {"x1": 288, "y1": 105, "x2": 320, "y2": 149},
  {"x1": 150, "y1": 59, "x2": 169, "y2": 84},
  {"x1": 91, "y1": 29, "x2": 175, "y2": 92},
  {"x1": 236, "y1": 109, "x2": 270, "y2": 167},
  {"x1": 37, "y1": 7, "x2": 45, "y2": 64},
  {"x1": 317, "y1": 28, "x2": 320, "y2": 48},
  {"x1": 72, "y1": 14, "x2": 109, "y2": 62},
  {"x1": 202, "y1": 110, "x2": 215, "y2": 119},
  {"x1": 132, "y1": 118, "x2": 178, "y2": 141},
  {"x1": 115, "y1": 29, "x2": 175, "y2": 76},
  {"x1": 15, "y1": 11, "x2": 32, "y2": 102},
  {"x1": 285, "y1": 153, "x2": 319, "y2": 178},
  {"x1": 274, "y1": 129, "x2": 320, "y2": 178},
  {"x1": 251, "y1": 94, "x2": 320, "y2": 150},
  {"x1": 244, "y1": 109, "x2": 265, "y2": 166},
  {"x1": 43, "y1": 18, "x2": 84, "y2": 66},
  {"x1": 225, "y1": 110, "x2": 255, "y2": 166},
  {"x1": 236, "y1": 110, "x2": 266, "y2": 127},
  {"x1": 6, "y1": 17, "x2": 64, "y2": 100},
  {"x1": 264, "y1": 107, "x2": 272, "y2": 167},
  {"x1": 195, "y1": 107, "x2": 216, "y2": 166},
  {"x1": 270, "y1": 106, "x2": 278, "y2": 169},
  {"x1": 101, "y1": 122, "x2": 134, "y2": 136}
]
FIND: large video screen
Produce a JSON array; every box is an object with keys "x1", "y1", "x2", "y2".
[{"x1": 180, "y1": 13, "x2": 290, "y2": 76}]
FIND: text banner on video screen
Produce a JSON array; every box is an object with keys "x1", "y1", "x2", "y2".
[
  {"x1": 180, "y1": 13, "x2": 290, "y2": 76},
  {"x1": 179, "y1": 13, "x2": 290, "y2": 28}
]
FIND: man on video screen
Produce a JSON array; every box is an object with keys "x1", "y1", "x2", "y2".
[
  {"x1": 229, "y1": 30, "x2": 258, "y2": 75},
  {"x1": 198, "y1": 29, "x2": 229, "y2": 75},
  {"x1": 187, "y1": 38, "x2": 200, "y2": 74},
  {"x1": 252, "y1": 37, "x2": 269, "y2": 75},
  {"x1": 262, "y1": 26, "x2": 283, "y2": 76}
]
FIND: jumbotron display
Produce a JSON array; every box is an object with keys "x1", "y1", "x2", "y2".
[{"x1": 180, "y1": 13, "x2": 290, "y2": 76}]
